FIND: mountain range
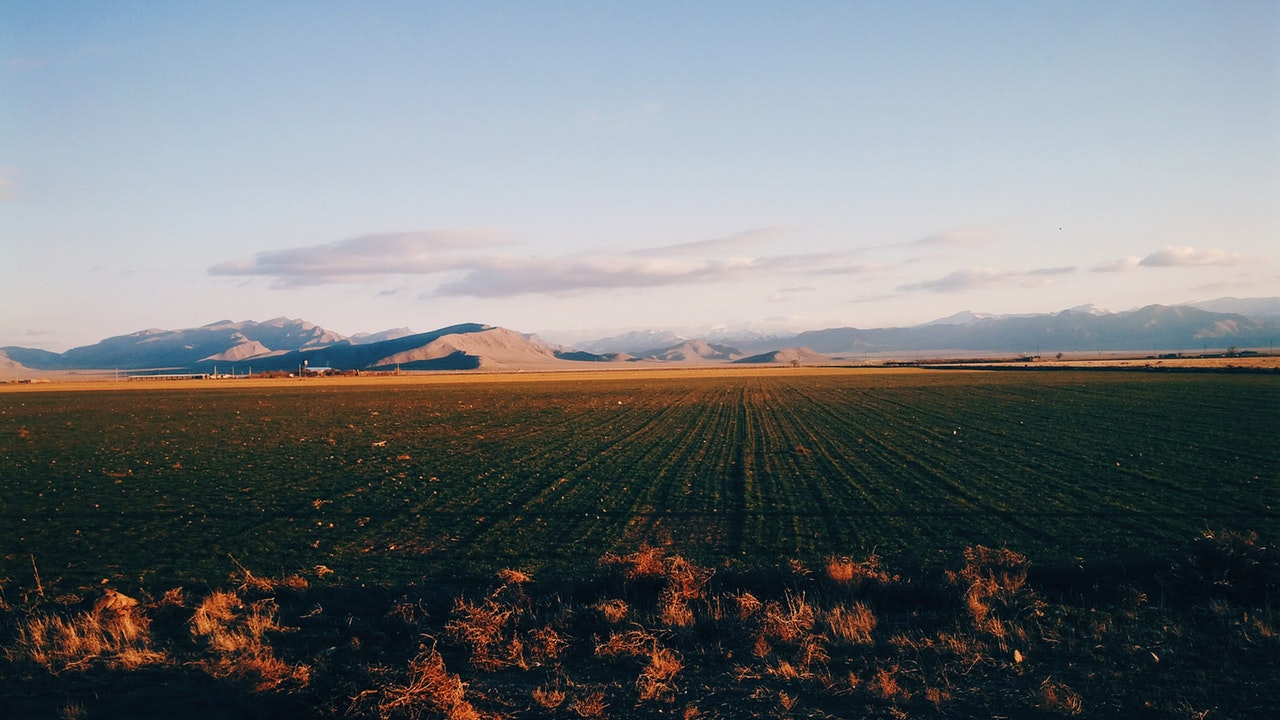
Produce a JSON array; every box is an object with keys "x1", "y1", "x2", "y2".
[{"x1": 2, "y1": 298, "x2": 1278, "y2": 377}]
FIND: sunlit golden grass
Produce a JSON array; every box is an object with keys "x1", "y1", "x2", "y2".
[
  {"x1": 823, "y1": 601, "x2": 877, "y2": 644},
  {"x1": 10, "y1": 600, "x2": 166, "y2": 673},
  {"x1": 2, "y1": 535, "x2": 1276, "y2": 718},
  {"x1": 188, "y1": 589, "x2": 309, "y2": 690},
  {"x1": 366, "y1": 641, "x2": 481, "y2": 720}
]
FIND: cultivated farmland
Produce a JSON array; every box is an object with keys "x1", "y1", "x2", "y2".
[
  {"x1": 1, "y1": 368, "x2": 1277, "y2": 719},
  {"x1": 1, "y1": 368, "x2": 1274, "y2": 589}
]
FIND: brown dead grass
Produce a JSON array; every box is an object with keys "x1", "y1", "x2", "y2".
[
  {"x1": 823, "y1": 601, "x2": 877, "y2": 645},
  {"x1": 569, "y1": 688, "x2": 609, "y2": 718},
  {"x1": 188, "y1": 589, "x2": 309, "y2": 690},
  {"x1": 2, "y1": 536, "x2": 1276, "y2": 719},
  {"x1": 1038, "y1": 677, "x2": 1084, "y2": 716},
  {"x1": 372, "y1": 641, "x2": 481, "y2": 720},
  {"x1": 11, "y1": 595, "x2": 166, "y2": 673},
  {"x1": 948, "y1": 545, "x2": 1041, "y2": 645}
]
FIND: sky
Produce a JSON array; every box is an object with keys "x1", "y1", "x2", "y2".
[{"x1": 2, "y1": 1, "x2": 1278, "y2": 351}]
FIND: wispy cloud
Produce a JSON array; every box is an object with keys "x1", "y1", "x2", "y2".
[
  {"x1": 208, "y1": 231, "x2": 508, "y2": 287},
  {"x1": 633, "y1": 227, "x2": 789, "y2": 256},
  {"x1": 211, "y1": 227, "x2": 867, "y2": 296},
  {"x1": 899, "y1": 266, "x2": 1075, "y2": 293},
  {"x1": 1092, "y1": 256, "x2": 1142, "y2": 273},
  {"x1": 1093, "y1": 245, "x2": 1265, "y2": 273},
  {"x1": 1138, "y1": 245, "x2": 1255, "y2": 268},
  {"x1": 433, "y1": 254, "x2": 744, "y2": 297},
  {"x1": 768, "y1": 286, "x2": 817, "y2": 303},
  {"x1": 906, "y1": 227, "x2": 999, "y2": 248}
]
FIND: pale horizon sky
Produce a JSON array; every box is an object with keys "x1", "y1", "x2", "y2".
[{"x1": 3, "y1": 1, "x2": 1278, "y2": 351}]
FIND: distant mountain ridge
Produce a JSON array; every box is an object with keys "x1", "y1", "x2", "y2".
[
  {"x1": 3, "y1": 298, "x2": 1278, "y2": 375},
  {"x1": 1185, "y1": 297, "x2": 1280, "y2": 318},
  {"x1": 791, "y1": 304, "x2": 1280, "y2": 354}
]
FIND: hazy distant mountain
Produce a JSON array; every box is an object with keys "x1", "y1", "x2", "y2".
[
  {"x1": 376, "y1": 326, "x2": 562, "y2": 369},
  {"x1": 349, "y1": 327, "x2": 416, "y2": 344},
  {"x1": 793, "y1": 304, "x2": 1280, "y2": 354},
  {"x1": 1, "y1": 317, "x2": 345, "y2": 370},
  {"x1": 575, "y1": 330, "x2": 687, "y2": 355},
  {"x1": 233, "y1": 324, "x2": 582, "y2": 372},
  {"x1": 0, "y1": 349, "x2": 35, "y2": 380},
  {"x1": 643, "y1": 339, "x2": 745, "y2": 363},
  {"x1": 573, "y1": 327, "x2": 782, "y2": 355},
  {"x1": 733, "y1": 347, "x2": 830, "y2": 365},
  {"x1": 1186, "y1": 297, "x2": 1280, "y2": 318},
  {"x1": 1, "y1": 320, "x2": 608, "y2": 374},
  {"x1": 4, "y1": 297, "x2": 1276, "y2": 375},
  {"x1": 703, "y1": 328, "x2": 787, "y2": 353}
]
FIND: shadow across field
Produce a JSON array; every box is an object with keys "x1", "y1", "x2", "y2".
[{"x1": 3, "y1": 531, "x2": 1276, "y2": 720}]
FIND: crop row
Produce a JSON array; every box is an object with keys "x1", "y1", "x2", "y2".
[{"x1": 1, "y1": 370, "x2": 1275, "y2": 590}]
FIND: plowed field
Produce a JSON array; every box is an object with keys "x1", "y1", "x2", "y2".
[{"x1": 2, "y1": 369, "x2": 1275, "y2": 589}]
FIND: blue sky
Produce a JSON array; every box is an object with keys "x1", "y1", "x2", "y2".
[{"x1": 3, "y1": 1, "x2": 1277, "y2": 350}]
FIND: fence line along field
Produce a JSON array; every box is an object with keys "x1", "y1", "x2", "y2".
[{"x1": 0, "y1": 368, "x2": 1276, "y2": 590}]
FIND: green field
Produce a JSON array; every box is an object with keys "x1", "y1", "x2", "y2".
[{"x1": 1, "y1": 369, "x2": 1276, "y2": 590}]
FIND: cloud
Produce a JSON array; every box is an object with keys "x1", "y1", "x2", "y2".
[
  {"x1": 900, "y1": 266, "x2": 1075, "y2": 293},
  {"x1": 768, "y1": 286, "x2": 817, "y2": 303},
  {"x1": 635, "y1": 227, "x2": 789, "y2": 256},
  {"x1": 209, "y1": 231, "x2": 507, "y2": 287},
  {"x1": 1138, "y1": 245, "x2": 1254, "y2": 268},
  {"x1": 809, "y1": 262, "x2": 875, "y2": 276},
  {"x1": 907, "y1": 228, "x2": 998, "y2": 248},
  {"x1": 1092, "y1": 256, "x2": 1141, "y2": 273},
  {"x1": 433, "y1": 252, "x2": 792, "y2": 298},
  {"x1": 212, "y1": 226, "x2": 866, "y2": 297},
  {"x1": 1092, "y1": 245, "x2": 1266, "y2": 273}
]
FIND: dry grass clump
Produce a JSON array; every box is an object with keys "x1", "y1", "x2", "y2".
[
  {"x1": 601, "y1": 547, "x2": 713, "y2": 601},
  {"x1": 596, "y1": 628, "x2": 662, "y2": 659},
  {"x1": 759, "y1": 592, "x2": 816, "y2": 644},
  {"x1": 636, "y1": 646, "x2": 684, "y2": 702},
  {"x1": 728, "y1": 590, "x2": 763, "y2": 620},
  {"x1": 949, "y1": 545, "x2": 1040, "y2": 644},
  {"x1": 598, "y1": 548, "x2": 714, "y2": 632},
  {"x1": 568, "y1": 688, "x2": 609, "y2": 718},
  {"x1": 445, "y1": 572, "x2": 534, "y2": 671},
  {"x1": 447, "y1": 594, "x2": 520, "y2": 671},
  {"x1": 2, "y1": 535, "x2": 1274, "y2": 719},
  {"x1": 823, "y1": 552, "x2": 891, "y2": 588},
  {"x1": 600, "y1": 545, "x2": 668, "y2": 580},
  {"x1": 526, "y1": 624, "x2": 569, "y2": 663},
  {"x1": 368, "y1": 641, "x2": 481, "y2": 720},
  {"x1": 531, "y1": 678, "x2": 567, "y2": 710},
  {"x1": 10, "y1": 589, "x2": 166, "y2": 673},
  {"x1": 230, "y1": 556, "x2": 308, "y2": 594},
  {"x1": 595, "y1": 628, "x2": 685, "y2": 703},
  {"x1": 822, "y1": 601, "x2": 877, "y2": 645},
  {"x1": 867, "y1": 664, "x2": 905, "y2": 701},
  {"x1": 1038, "y1": 677, "x2": 1084, "y2": 716},
  {"x1": 592, "y1": 598, "x2": 630, "y2": 623},
  {"x1": 188, "y1": 589, "x2": 309, "y2": 690}
]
